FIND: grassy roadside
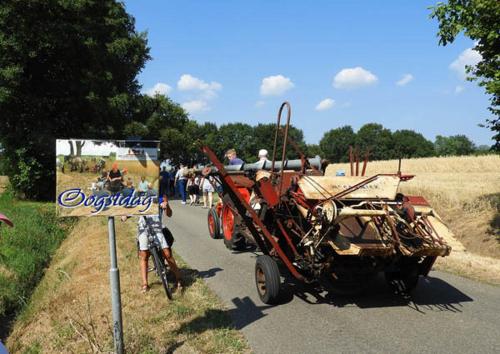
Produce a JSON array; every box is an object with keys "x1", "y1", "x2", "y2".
[
  {"x1": 0, "y1": 188, "x2": 74, "y2": 339},
  {"x1": 7, "y1": 216, "x2": 249, "y2": 353}
]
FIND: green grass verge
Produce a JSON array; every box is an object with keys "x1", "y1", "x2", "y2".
[{"x1": 0, "y1": 190, "x2": 74, "y2": 324}]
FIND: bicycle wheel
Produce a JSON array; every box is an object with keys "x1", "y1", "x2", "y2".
[{"x1": 151, "y1": 247, "x2": 173, "y2": 300}]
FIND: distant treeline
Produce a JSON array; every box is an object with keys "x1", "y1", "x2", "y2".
[{"x1": 147, "y1": 114, "x2": 493, "y2": 165}]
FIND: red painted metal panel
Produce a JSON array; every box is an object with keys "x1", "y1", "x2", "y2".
[{"x1": 406, "y1": 195, "x2": 430, "y2": 206}]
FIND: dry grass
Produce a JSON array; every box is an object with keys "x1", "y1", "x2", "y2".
[
  {"x1": 331, "y1": 154, "x2": 500, "y2": 284},
  {"x1": 0, "y1": 176, "x2": 8, "y2": 194},
  {"x1": 7, "y1": 217, "x2": 249, "y2": 353}
]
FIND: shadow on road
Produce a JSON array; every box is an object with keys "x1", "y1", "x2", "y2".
[
  {"x1": 177, "y1": 267, "x2": 224, "y2": 287},
  {"x1": 283, "y1": 273, "x2": 473, "y2": 313},
  {"x1": 175, "y1": 296, "x2": 271, "y2": 335}
]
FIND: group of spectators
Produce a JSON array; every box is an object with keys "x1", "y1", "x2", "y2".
[
  {"x1": 158, "y1": 148, "x2": 270, "y2": 208},
  {"x1": 159, "y1": 164, "x2": 218, "y2": 208},
  {"x1": 91, "y1": 162, "x2": 157, "y2": 198}
]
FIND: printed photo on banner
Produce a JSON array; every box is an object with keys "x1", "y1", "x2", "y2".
[{"x1": 56, "y1": 139, "x2": 160, "y2": 217}]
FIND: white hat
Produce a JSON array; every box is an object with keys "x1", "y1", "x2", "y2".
[{"x1": 258, "y1": 149, "x2": 268, "y2": 158}]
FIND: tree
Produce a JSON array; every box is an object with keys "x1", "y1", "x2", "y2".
[
  {"x1": 0, "y1": 0, "x2": 150, "y2": 199},
  {"x1": 430, "y1": 0, "x2": 500, "y2": 149},
  {"x1": 392, "y1": 130, "x2": 435, "y2": 158},
  {"x1": 252, "y1": 123, "x2": 307, "y2": 162},
  {"x1": 435, "y1": 135, "x2": 476, "y2": 156},
  {"x1": 123, "y1": 94, "x2": 196, "y2": 163},
  {"x1": 355, "y1": 123, "x2": 394, "y2": 160},
  {"x1": 306, "y1": 144, "x2": 323, "y2": 157},
  {"x1": 216, "y1": 123, "x2": 256, "y2": 163},
  {"x1": 319, "y1": 126, "x2": 356, "y2": 162}
]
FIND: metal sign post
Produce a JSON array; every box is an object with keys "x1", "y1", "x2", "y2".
[{"x1": 108, "y1": 216, "x2": 124, "y2": 354}]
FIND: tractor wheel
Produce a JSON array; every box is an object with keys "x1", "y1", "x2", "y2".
[
  {"x1": 207, "y1": 206, "x2": 221, "y2": 239},
  {"x1": 255, "y1": 255, "x2": 281, "y2": 304},
  {"x1": 221, "y1": 204, "x2": 246, "y2": 250}
]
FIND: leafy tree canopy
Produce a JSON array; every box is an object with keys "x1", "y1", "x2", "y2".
[
  {"x1": 392, "y1": 129, "x2": 435, "y2": 158},
  {"x1": 434, "y1": 134, "x2": 476, "y2": 156},
  {"x1": 430, "y1": 0, "x2": 500, "y2": 149},
  {"x1": 0, "y1": 0, "x2": 150, "y2": 199},
  {"x1": 319, "y1": 126, "x2": 356, "y2": 162},
  {"x1": 356, "y1": 123, "x2": 394, "y2": 160}
]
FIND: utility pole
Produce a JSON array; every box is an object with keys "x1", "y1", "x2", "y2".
[{"x1": 108, "y1": 216, "x2": 124, "y2": 353}]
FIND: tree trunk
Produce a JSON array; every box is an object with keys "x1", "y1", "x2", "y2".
[
  {"x1": 68, "y1": 140, "x2": 74, "y2": 156},
  {"x1": 75, "y1": 140, "x2": 85, "y2": 156}
]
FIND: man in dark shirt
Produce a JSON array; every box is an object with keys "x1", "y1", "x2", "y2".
[
  {"x1": 107, "y1": 162, "x2": 123, "y2": 193},
  {"x1": 159, "y1": 167, "x2": 170, "y2": 197}
]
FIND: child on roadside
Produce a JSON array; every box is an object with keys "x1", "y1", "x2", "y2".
[
  {"x1": 186, "y1": 175, "x2": 199, "y2": 205},
  {"x1": 121, "y1": 196, "x2": 182, "y2": 293},
  {"x1": 200, "y1": 175, "x2": 214, "y2": 209}
]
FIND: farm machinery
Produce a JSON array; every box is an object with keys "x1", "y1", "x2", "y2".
[{"x1": 203, "y1": 102, "x2": 452, "y2": 304}]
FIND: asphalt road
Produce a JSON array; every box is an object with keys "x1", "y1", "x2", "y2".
[{"x1": 168, "y1": 200, "x2": 500, "y2": 354}]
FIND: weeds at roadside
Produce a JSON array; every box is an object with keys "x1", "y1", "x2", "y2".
[{"x1": 0, "y1": 190, "x2": 74, "y2": 339}]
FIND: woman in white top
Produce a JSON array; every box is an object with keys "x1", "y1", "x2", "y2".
[{"x1": 200, "y1": 175, "x2": 215, "y2": 209}]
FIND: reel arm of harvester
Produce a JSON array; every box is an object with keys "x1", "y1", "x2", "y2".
[{"x1": 202, "y1": 145, "x2": 306, "y2": 282}]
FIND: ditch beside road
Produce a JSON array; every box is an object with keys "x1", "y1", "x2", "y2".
[{"x1": 168, "y1": 200, "x2": 500, "y2": 354}]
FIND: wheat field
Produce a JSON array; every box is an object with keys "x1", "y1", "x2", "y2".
[{"x1": 330, "y1": 155, "x2": 500, "y2": 260}]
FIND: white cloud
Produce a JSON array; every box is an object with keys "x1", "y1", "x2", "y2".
[
  {"x1": 177, "y1": 74, "x2": 222, "y2": 113},
  {"x1": 450, "y1": 48, "x2": 482, "y2": 79},
  {"x1": 181, "y1": 100, "x2": 210, "y2": 113},
  {"x1": 396, "y1": 74, "x2": 414, "y2": 86},
  {"x1": 177, "y1": 74, "x2": 222, "y2": 100},
  {"x1": 455, "y1": 85, "x2": 465, "y2": 94},
  {"x1": 315, "y1": 98, "x2": 335, "y2": 111},
  {"x1": 333, "y1": 67, "x2": 378, "y2": 89},
  {"x1": 177, "y1": 74, "x2": 222, "y2": 93},
  {"x1": 145, "y1": 82, "x2": 172, "y2": 96},
  {"x1": 260, "y1": 75, "x2": 295, "y2": 96}
]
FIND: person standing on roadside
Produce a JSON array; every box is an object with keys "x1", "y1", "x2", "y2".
[
  {"x1": 186, "y1": 174, "x2": 199, "y2": 205},
  {"x1": 200, "y1": 175, "x2": 215, "y2": 209},
  {"x1": 159, "y1": 166, "x2": 170, "y2": 197},
  {"x1": 225, "y1": 148, "x2": 244, "y2": 165},
  {"x1": 174, "y1": 164, "x2": 188, "y2": 204},
  {"x1": 121, "y1": 196, "x2": 182, "y2": 293}
]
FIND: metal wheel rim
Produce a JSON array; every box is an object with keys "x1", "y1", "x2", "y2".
[
  {"x1": 208, "y1": 212, "x2": 215, "y2": 235},
  {"x1": 222, "y1": 206, "x2": 235, "y2": 241},
  {"x1": 256, "y1": 267, "x2": 267, "y2": 296}
]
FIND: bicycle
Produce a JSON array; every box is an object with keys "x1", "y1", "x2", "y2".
[{"x1": 143, "y1": 217, "x2": 174, "y2": 300}]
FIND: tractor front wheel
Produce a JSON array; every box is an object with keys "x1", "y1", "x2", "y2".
[
  {"x1": 255, "y1": 255, "x2": 281, "y2": 304},
  {"x1": 221, "y1": 204, "x2": 246, "y2": 250},
  {"x1": 207, "y1": 206, "x2": 221, "y2": 239}
]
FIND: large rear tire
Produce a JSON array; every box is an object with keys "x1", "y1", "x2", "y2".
[
  {"x1": 207, "y1": 207, "x2": 221, "y2": 239},
  {"x1": 255, "y1": 255, "x2": 281, "y2": 304},
  {"x1": 221, "y1": 204, "x2": 246, "y2": 250},
  {"x1": 151, "y1": 247, "x2": 173, "y2": 300}
]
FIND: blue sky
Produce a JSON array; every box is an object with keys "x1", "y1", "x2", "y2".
[{"x1": 124, "y1": 0, "x2": 495, "y2": 146}]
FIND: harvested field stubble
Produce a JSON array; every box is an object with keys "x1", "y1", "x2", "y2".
[{"x1": 332, "y1": 154, "x2": 500, "y2": 284}]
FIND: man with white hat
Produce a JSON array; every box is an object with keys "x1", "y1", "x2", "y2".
[{"x1": 258, "y1": 149, "x2": 269, "y2": 162}]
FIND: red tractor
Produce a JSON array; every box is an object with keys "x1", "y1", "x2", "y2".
[
  {"x1": 203, "y1": 102, "x2": 452, "y2": 304},
  {"x1": 207, "y1": 177, "x2": 253, "y2": 250}
]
